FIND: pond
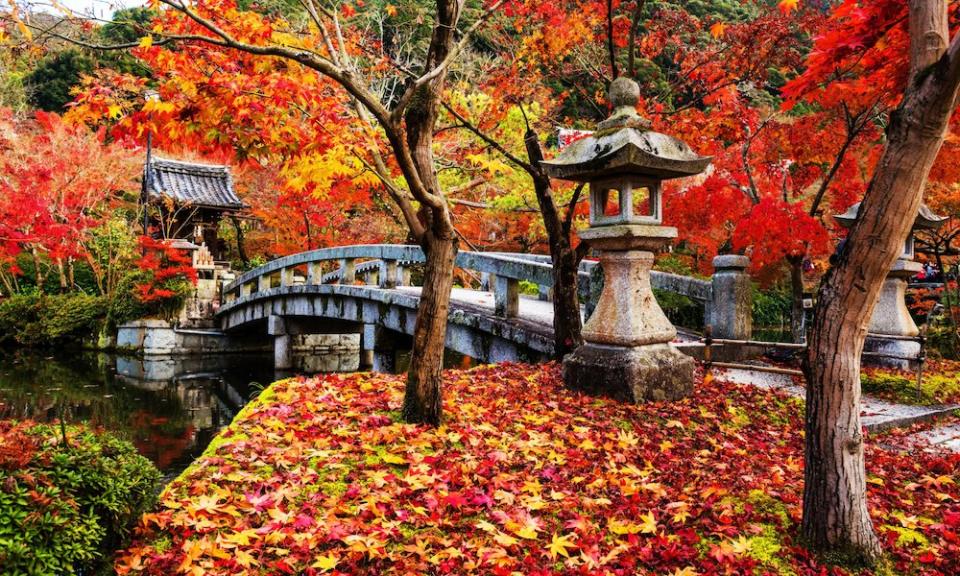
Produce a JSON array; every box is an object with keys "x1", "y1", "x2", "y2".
[{"x1": 0, "y1": 348, "x2": 361, "y2": 479}]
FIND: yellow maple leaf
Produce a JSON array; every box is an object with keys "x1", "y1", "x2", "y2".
[
  {"x1": 639, "y1": 511, "x2": 658, "y2": 534},
  {"x1": 730, "y1": 535, "x2": 752, "y2": 555},
  {"x1": 385, "y1": 4, "x2": 398, "y2": 17},
  {"x1": 108, "y1": 105, "x2": 123, "y2": 119},
  {"x1": 514, "y1": 525, "x2": 539, "y2": 540},
  {"x1": 493, "y1": 531, "x2": 519, "y2": 547},
  {"x1": 138, "y1": 35, "x2": 153, "y2": 48},
  {"x1": 311, "y1": 554, "x2": 338, "y2": 571},
  {"x1": 547, "y1": 533, "x2": 577, "y2": 560},
  {"x1": 235, "y1": 549, "x2": 258, "y2": 568}
]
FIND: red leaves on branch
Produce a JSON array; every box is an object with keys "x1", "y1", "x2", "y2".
[
  {"x1": 134, "y1": 236, "x2": 197, "y2": 304},
  {"x1": 732, "y1": 197, "x2": 831, "y2": 273}
]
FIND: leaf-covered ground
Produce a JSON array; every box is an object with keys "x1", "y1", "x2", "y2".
[
  {"x1": 862, "y1": 360, "x2": 960, "y2": 406},
  {"x1": 115, "y1": 364, "x2": 960, "y2": 575}
]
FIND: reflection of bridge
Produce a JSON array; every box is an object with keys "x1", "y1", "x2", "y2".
[{"x1": 217, "y1": 245, "x2": 752, "y2": 369}]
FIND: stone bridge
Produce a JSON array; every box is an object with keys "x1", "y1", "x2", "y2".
[{"x1": 216, "y1": 245, "x2": 752, "y2": 369}]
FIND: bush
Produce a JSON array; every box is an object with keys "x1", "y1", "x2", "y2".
[
  {"x1": 0, "y1": 293, "x2": 107, "y2": 346},
  {"x1": 0, "y1": 421, "x2": 160, "y2": 575},
  {"x1": 752, "y1": 286, "x2": 791, "y2": 328}
]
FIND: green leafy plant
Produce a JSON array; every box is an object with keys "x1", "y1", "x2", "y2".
[{"x1": 0, "y1": 421, "x2": 160, "y2": 575}]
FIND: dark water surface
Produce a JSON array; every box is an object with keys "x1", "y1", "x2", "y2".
[{"x1": 0, "y1": 349, "x2": 360, "y2": 478}]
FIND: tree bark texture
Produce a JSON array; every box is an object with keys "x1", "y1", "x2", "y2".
[
  {"x1": 399, "y1": 0, "x2": 461, "y2": 425},
  {"x1": 803, "y1": 0, "x2": 958, "y2": 563},
  {"x1": 524, "y1": 131, "x2": 584, "y2": 358}
]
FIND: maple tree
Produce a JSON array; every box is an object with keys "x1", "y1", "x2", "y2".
[
  {"x1": 0, "y1": 108, "x2": 138, "y2": 295},
  {"x1": 788, "y1": 0, "x2": 960, "y2": 562}
]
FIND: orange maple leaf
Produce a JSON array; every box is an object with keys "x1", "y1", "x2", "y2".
[
  {"x1": 709, "y1": 22, "x2": 726, "y2": 39},
  {"x1": 778, "y1": 0, "x2": 799, "y2": 14}
]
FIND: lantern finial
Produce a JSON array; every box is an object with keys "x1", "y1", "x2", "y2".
[{"x1": 599, "y1": 77, "x2": 650, "y2": 131}]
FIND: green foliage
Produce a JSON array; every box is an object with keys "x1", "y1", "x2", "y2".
[
  {"x1": 96, "y1": 9, "x2": 158, "y2": 77},
  {"x1": 926, "y1": 324, "x2": 959, "y2": 360},
  {"x1": 24, "y1": 50, "x2": 96, "y2": 113},
  {"x1": 654, "y1": 288, "x2": 704, "y2": 330},
  {"x1": 752, "y1": 286, "x2": 791, "y2": 327},
  {"x1": 0, "y1": 293, "x2": 107, "y2": 346},
  {"x1": 0, "y1": 422, "x2": 160, "y2": 576}
]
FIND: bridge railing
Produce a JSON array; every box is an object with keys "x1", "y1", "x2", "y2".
[
  {"x1": 221, "y1": 245, "x2": 752, "y2": 337},
  {"x1": 222, "y1": 245, "x2": 557, "y2": 319}
]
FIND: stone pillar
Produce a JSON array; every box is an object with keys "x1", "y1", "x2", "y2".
[
  {"x1": 361, "y1": 324, "x2": 398, "y2": 372},
  {"x1": 396, "y1": 266, "x2": 411, "y2": 287},
  {"x1": 494, "y1": 275, "x2": 519, "y2": 318},
  {"x1": 379, "y1": 260, "x2": 398, "y2": 289},
  {"x1": 257, "y1": 274, "x2": 270, "y2": 293},
  {"x1": 709, "y1": 254, "x2": 752, "y2": 340},
  {"x1": 307, "y1": 262, "x2": 322, "y2": 285},
  {"x1": 480, "y1": 272, "x2": 492, "y2": 292},
  {"x1": 864, "y1": 258, "x2": 922, "y2": 369},
  {"x1": 268, "y1": 315, "x2": 292, "y2": 370},
  {"x1": 340, "y1": 258, "x2": 356, "y2": 284},
  {"x1": 280, "y1": 267, "x2": 294, "y2": 287},
  {"x1": 538, "y1": 284, "x2": 552, "y2": 302},
  {"x1": 241, "y1": 282, "x2": 252, "y2": 297}
]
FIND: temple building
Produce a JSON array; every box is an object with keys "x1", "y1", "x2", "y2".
[{"x1": 144, "y1": 156, "x2": 246, "y2": 263}]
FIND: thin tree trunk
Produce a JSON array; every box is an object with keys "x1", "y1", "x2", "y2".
[
  {"x1": 803, "y1": 0, "x2": 960, "y2": 563},
  {"x1": 57, "y1": 258, "x2": 67, "y2": 293},
  {"x1": 402, "y1": 231, "x2": 457, "y2": 425},
  {"x1": 524, "y1": 131, "x2": 583, "y2": 357},
  {"x1": 231, "y1": 216, "x2": 249, "y2": 265},
  {"x1": 789, "y1": 256, "x2": 805, "y2": 343},
  {"x1": 32, "y1": 248, "x2": 44, "y2": 293}
]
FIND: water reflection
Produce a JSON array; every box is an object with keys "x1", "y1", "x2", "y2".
[{"x1": 0, "y1": 349, "x2": 359, "y2": 477}]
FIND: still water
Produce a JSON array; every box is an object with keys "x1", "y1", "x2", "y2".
[{"x1": 0, "y1": 348, "x2": 361, "y2": 479}]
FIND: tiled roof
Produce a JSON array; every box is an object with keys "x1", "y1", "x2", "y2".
[{"x1": 146, "y1": 157, "x2": 245, "y2": 211}]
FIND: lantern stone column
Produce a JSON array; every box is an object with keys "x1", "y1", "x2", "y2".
[
  {"x1": 834, "y1": 202, "x2": 946, "y2": 369},
  {"x1": 541, "y1": 77, "x2": 711, "y2": 403}
]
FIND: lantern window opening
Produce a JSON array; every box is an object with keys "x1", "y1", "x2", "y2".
[{"x1": 589, "y1": 177, "x2": 662, "y2": 227}]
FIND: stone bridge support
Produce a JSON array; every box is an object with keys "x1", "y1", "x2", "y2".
[
  {"x1": 268, "y1": 315, "x2": 292, "y2": 370},
  {"x1": 362, "y1": 324, "x2": 401, "y2": 373}
]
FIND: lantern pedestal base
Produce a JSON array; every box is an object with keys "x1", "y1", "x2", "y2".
[{"x1": 563, "y1": 342, "x2": 694, "y2": 403}]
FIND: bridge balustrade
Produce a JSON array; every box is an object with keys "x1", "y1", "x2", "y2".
[{"x1": 221, "y1": 245, "x2": 751, "y2": 339}]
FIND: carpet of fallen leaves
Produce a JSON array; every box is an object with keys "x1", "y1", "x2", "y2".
[{"x1": 115, "y1": 363, "x2": 960, "y2": 575}]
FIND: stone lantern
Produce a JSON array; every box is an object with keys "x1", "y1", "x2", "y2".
[
  {"x1": 834, "y1": 201, "x2": 947, "y2": 368},
  {"x1": 541, "y1": 77, "x2": 711, "y2": 402}
]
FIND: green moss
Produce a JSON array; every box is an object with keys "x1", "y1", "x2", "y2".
[
  {"x1": 746, "y1": 490, "x2": 790, "y2": 528},
  {"x1": 881, "y1": 525, "x2": 929, "y2": 548},
  {"x1": 861, "y1": 370, "x2": 960, "y2": 405}
]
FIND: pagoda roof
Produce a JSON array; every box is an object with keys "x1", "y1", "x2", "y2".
[{"x1": 146, "y1": 157, "x2": 245, "y2": 212}]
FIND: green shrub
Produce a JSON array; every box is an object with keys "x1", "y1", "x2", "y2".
[
  {"x1": 0, "y1": 293, "x2": 107, "y2": 347},
  {"x1": 861, "y1": 368, "x2": 960, "y2": 405},
  {"x1": 752, "y1": 287, "x2": 791, "y2": 328},
  {"x1": 654, "y1": 289, "x2": 704, "y2": 331},
  {"x1": 0, "y1": 421, "x2": 160, "y2": 575}
]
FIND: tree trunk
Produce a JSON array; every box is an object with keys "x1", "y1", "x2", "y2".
[
  {"x1": 789, "y1": 256, "x2": 805, "y2": 343},
  {"x1": 802, "y1": 0, "x2": 960, "y2": 563},
  {"x1": 57, "y1": 259, "x2": 68, "y2": 293},
  {"x1": 524, "y1": 131, "x2": 583, "y2": 357},
  {"x1": 402, "y1": 230, "x2": 458, "y2": 425},
  {"x1": 32, "y1": 248, "x2": 44, "y2": 293},
  {"x1": 231, "y1": 216, "x2": 249, "y2": 265}
]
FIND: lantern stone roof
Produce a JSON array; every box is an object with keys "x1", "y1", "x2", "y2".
[
  {"x1": 541, "y1": 77, "x2": 711, "y2": 182},
  {"x1": 834, "y1": 201, "x2": 948, "y2": 230},
  {"x1": 146, "y1": 157, "x2": 245, "y2": 212}
]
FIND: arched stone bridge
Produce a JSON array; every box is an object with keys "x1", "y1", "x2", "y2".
[{"x1": 216, "y1": 245, "x2": 751, "y2": 369}]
